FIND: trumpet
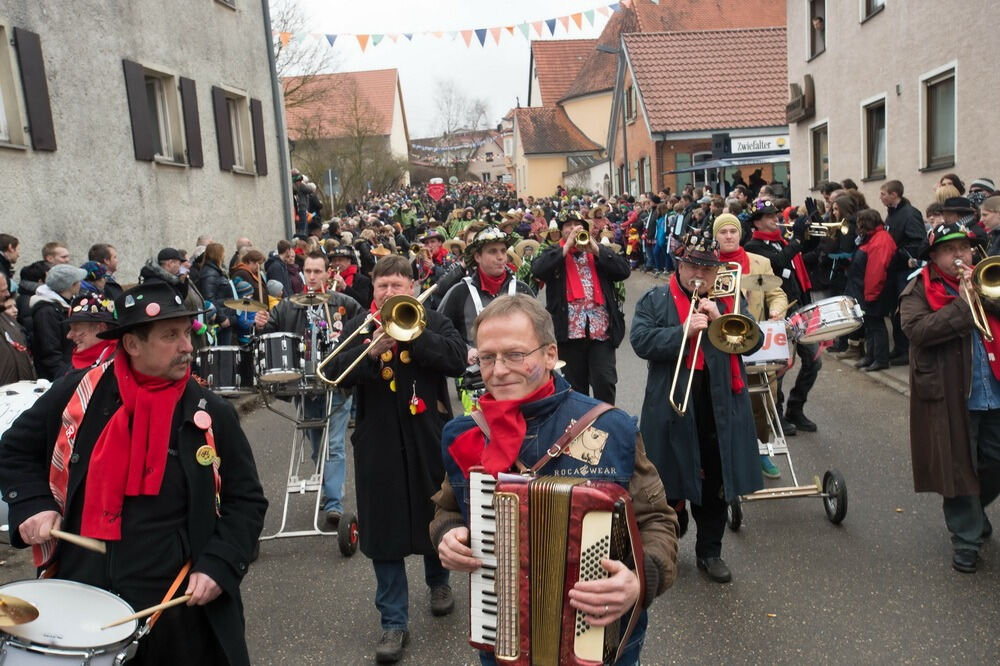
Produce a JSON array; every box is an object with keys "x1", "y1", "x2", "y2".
[
  {"x1": 668, "y1": 263, "x2": 762, "y2": 416},
  {"x1": 955, "y1": 257, "x2": 1000, "y2": 342},
  {"x1": 316, "y1": 283, "x2": 438, "y2": 386},
  {"x1": 575, "y1": 230, "x2": 591, "y2": 247},
  {"x1": 779, "y1": 221, "x2": 848, "y2": 240}
]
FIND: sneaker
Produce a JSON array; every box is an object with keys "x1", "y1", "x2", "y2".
[
  {"x1": 696, "y1": 556, "x2": 732, "y2": 583},
  {"x1": 375, "y1": 629, "x2": 409, "y2": 663},
  {"x1": 430, "y1": 585, "x2": 454, "y2": 617},
  {"x1": 761, "y1": 456, "x2": 781, "y2": 479},
  {"x1": 325, "y1": 510, "x2": 342, "y2": 528}
]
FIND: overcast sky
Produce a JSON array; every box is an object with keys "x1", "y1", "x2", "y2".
[{"x1": 292, "y1": 0, "x2": 612, "y2": 138}]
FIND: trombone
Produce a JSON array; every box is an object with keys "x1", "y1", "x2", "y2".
[
  {"x1": 955, "y1": 257, "x2": 1000, "y2": 342},
  {"x1": 317, "y1": 283, "x2": 438, "y2": 386},
  {"x1": 668, "y1": 263, "x2": 762, "y2": 416}
]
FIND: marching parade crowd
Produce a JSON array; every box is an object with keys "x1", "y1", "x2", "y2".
[{"x1": 0, "y1": 166, "x2": 997, "y2": 664}]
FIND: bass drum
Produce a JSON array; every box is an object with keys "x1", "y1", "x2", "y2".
[
  {"x1": 196, "y1": 346, "x2": 255, "y2": 396},
  {"x1": 0, "y1": 380, "x2": 51, "y2": 545}
]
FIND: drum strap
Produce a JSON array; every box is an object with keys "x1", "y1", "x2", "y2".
[
  {"x1": 148, "y1": 560, "x2": 192, "y2": 630},
  {"x1": 463, "y1": 276, "x2": 517, "y2": 316}
]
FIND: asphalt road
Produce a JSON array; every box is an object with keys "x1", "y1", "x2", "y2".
[{"x1": 1, "y1": 270, "x2": 998, "y2": 664}]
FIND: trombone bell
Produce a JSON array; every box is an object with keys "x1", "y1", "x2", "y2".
[
  {"x1": 707, "y1": 314, "x2": 761, "y2": 354},
  {"x1": 380, "y1": 295, "x2": 427, "y2": 342}
]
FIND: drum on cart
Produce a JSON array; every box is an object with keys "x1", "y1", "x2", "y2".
[
  {"x1": 196, "y1": 346, "x2": 255, "y2": 396},
  {"x1": 788, "y1": 295, "x2": 864, "y2": 344},
  {"x1": 742, "y1": 320, "x2": 792, "y2": 375},
  {"x1": 0, "y1": 579, "x2": 140, "y2": 664},
  {"x1": 255, "y1": 332, "x2": 305, "y2": 384}
]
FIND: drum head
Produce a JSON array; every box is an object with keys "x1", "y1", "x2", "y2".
[
  {"x1": 259, "y1": 371, "x2": 304, "y2": 383},
  {"x1": 798, "y1": 320, "x2": 862, "y2": 343},
  {"x1": 0, "y1": 579, "x2": 136, "y2": 647}
]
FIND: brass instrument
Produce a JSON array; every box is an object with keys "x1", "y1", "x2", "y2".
[
  {"x1": 955, "y1": 257, "x2": 1000, "y2": 342},
  {"x1": 575, "y1": 230, "x2": 591, "y2": 247},
  {"x1": 668, "y1": 264, "x2": 762, "y2": 416},
  {"x1": 316, "y1": 283, "x2": 438, "y2": 386},
  {"x1": 779, "y1": 221, "x2": 847, "y2": 240}
]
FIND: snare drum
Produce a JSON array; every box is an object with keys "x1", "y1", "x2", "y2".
[
  {"x1": 255, "y1": 332, "x2": 305, "y2": 383},
  {"x1": 0, "y1": 380, "x2": 51, "y2": 437},
  {"x1": 0, "y1": 579, "x2": 139, "y2": 665},
  {"x1": 742, "y1": 320, "x2": 791, "y2": 375},
  {"x1": 789, "y1": 295, "x2": 864, "y2": 344},
  {"x1": 196, "y1": 346, "x2": 255, "y2": 396}
]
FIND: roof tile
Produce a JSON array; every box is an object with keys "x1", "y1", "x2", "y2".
[
  {"x1": 515, "y1": 106, "x2": 602, "y2": 155},
  {"x1": 283, "y1": 69, "x2": 399, "y2": 140},
  {"x1": 531, "y1": 40, "x2": 597, "y2": 107}
]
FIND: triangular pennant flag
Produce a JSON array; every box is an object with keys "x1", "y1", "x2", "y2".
[
  {"x1": 371, "y1": 34, "x2": 384, "y2": 46},
  {"x1": 449, "y1": 30, "x2": 460, "y2": 41},
  {"x1": 356, "y1": 34, "x2": 369, "y2": 51},
  {"x1": 505, "y1": 26, "x2": 515, "y2": 35},
  {"x1": 532, "y1": 21, "x2": 544, "y2": 37},
  {"x1": 460, "y1": 30, "x2": 473, "y2": 47},
  {"x1": 279, "y1": 31, "x2": 291, "y2": 46},
  {"x1": 571, "y1": 13, "x2": 583, "y2": 29},
  {"x1": 404, "y1": 33, "x2": 413, "y2": 41},
  {"x1": 597, "y1": 6, "x2": 610, "y2": 17},
  {"x1": 474, "y1": 28, "x2": 487, "y2": 46},
  {"x1": 585, "y1": 9, "x2": 596, "y2": 24},
  {"x1": 490, "y1": 27, "x2": 502, "y2": 44},
  {"x1": 387, "y1": 34, "x2": 397, "y2": 43},
  {"x1": 325, "y1": 34, "x2": 337, "y2": 46},
  {"x1": 558, "y1": 16, "x2": 569, "y2": 32},
  {"x1": 545, "y1": 18, "x2": 557, "y2": 34},
  {"x1": 432, "y1": 31, "x2": 444, "y2": 39},
  {"x1": 609, "y1": 3, "x2": 621, "y2": 12}
]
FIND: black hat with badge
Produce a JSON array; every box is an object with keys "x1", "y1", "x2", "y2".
[
  {"x1": 919, "y1": 221, "x2": 975, "y2": 260},
  {"x1": 66, "y1": 291, "x2": 115, "y2": 324},
  {"x1": 98, "y1": 282, "x2": 207, "y2": 339},
  {"x1": 748, "y1": 199, "x2": 781, "y2": 222}
]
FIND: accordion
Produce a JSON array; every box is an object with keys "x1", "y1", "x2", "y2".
[{"x1": 468, "y1": 471, "x2": 645, "y2": 665}]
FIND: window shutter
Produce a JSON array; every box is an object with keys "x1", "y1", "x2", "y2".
[
  {"x1": 212, "y1": 86, "x2": 234, "y2": 171},
  {"x1": 249, "y1": 98, "x2": 267, "y2": 176},
  {"x1": 12, "y1": 28, "x2": 56, "y2": 151},
  {"x1": 122, "y1": 59, "x2": 154, "y2": 161},
  {"x1": 179, "y1": 77, "x2": 203, "y2": 167}
]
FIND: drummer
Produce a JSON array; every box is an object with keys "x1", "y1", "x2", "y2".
[
  {"x1": 0, "y1": 281, "x2": 267, "y2": 665},
  {"x1": 713, "y1": 214, "x2": 788, "y2": 480},
  {"x1": 255, "y1": 251, "x2": 362, "y2": 528}
]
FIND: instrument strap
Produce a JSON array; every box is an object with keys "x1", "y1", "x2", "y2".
[
  {"x1": 524, "y1": 402, "x2": 614, "y2": 475},
  {"x1": 147, "y1": 560, "x2": 191, "y2": 630},
  {"x1": 463, "y1": 275, "x2": 518, "y2": 316}
]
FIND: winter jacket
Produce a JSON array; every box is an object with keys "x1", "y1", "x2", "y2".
[{"x1": 29, "y1": 285, "x2": 72, "y2": 380}]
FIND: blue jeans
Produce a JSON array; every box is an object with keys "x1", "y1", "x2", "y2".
[
  {"x1": 373, "y1": 555, "x2": 450, "y2": 629},
  {"x1": 303, "y1": 391, "x2": 352, "y2": 513}
]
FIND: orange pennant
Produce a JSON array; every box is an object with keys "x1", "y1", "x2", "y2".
[
  {"x1": 356, "y1": 34, "x2": 369, "y2": 51},
  {"x1": 489, "y1": 27, "x2": 502, "y2": 44},
  {"x1": 559, "y1": 16, "x2": 570, "y2": 32},
  {"x1": 279, "y1": 31, "x2": 291, "y2": 46},
  {"x1": 571, "y1": 13, "x2": 583, "y2": 29},
  {"x1": 505, "y1": 25, "x2": 515, "y2": 35},
  {"x1": 432, "y1": 31, "x2": 444, "y2": 39},
  {"x1": 460, "y1": 29, "x2": 473, "y2": 47}
]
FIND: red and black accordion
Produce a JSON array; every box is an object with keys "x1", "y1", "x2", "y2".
[{"x1": 468, "y1": 471, "x2": 645, "y2": 665}]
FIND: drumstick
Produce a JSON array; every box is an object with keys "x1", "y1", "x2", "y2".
[
  {"x1": 50, "y1": 528, "x2": 106, "y2": 555},
  {"x1": 100, "y1": 595, "x2": 192, "y2": 629}
]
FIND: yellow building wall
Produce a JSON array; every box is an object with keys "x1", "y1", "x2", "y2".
[
  {"x1": 521, "y1": 155, "x2": 568, "y2": 199},
  {"x1": 561, "y1": 92, "x2": 612, "y2": 148}
]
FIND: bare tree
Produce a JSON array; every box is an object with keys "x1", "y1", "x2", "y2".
[
  {"x1": 434, "y1": 78, "x2": 491, "y2": 137},
  {"x1": 272, "y1": 0, "x2": 339, "y2": 108}
]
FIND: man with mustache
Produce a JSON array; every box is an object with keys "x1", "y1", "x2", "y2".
[{"x1": 0, "y1": 282, "x2": 267, "y2": 665}]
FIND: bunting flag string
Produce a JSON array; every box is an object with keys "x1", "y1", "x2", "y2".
[{"x1": 275, "y1": 1, "x2": 621, "y2": 52}]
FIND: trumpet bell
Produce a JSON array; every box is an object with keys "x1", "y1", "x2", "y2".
[
  {"x1": 380, "y1": 295, "x2": 426, "y2": 342},
  {"x1": 706, "y1": 314, "x2": 761, "y2": 354},
  {"x1": 575, "y1": 230, "x2": 590, "y2": 246}
]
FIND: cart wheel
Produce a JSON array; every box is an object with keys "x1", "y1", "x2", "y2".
[
  {"x1": 822, "y1": 470, "x2": 848, "y2": 524},
  {"x1": 726, "y1": 499, "x2": 743, "y2": 531},
  {"x1": 338, "y1": 512, "x2": 360, "y2": 557}
]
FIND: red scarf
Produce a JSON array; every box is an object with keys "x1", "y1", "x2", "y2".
[
  {"x1": 751, "y1": 230, "x2": 812, "y2": 292},
  {"x1": 80, "y1": 355, "x2": 190, "y2": 540},
  {"x1": 719, "y1": 248, "x2": 750, "y2": 275},
  {"x1": 923, "y1": 265, "x2": 1000, "y2": 380},
  {"x1": 340, "y1": 264, "x2": 358, "y2": 287},
  {"x1": 448, "y1": 378, "x2": 556, "y2": 477},
  {"x1": 433, "y1": 246, "x2": 450, "y2": 265},
  {"x1": 669, "y1": 274, "x2": 745, "y2": 394},
  {"x1": 71, "y1": 339, "x2": 117, "y2": 370},
  {"x1": 478, "y1": 268, "x2": 506, "y2": 297},
  {"x1": 559, "y1": 241, "x2": 604, "y2": 306}
]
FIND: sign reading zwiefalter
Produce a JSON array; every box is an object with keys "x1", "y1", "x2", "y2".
[{"x1": 730, "y1": 135, "x2": 790, "y2": 155}]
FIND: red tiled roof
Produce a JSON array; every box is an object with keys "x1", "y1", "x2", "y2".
[
  {"x1": 530, "y1": 40, "x2": 598, "y2": 107},
  {"x1": 283, "y1": 69, "x2": 400, "y2": 140},
  {"x1": 515, "y1": 106, "x2": 602, "y2": 155},
  {"x1": 560, "y1": 0, "x2": 785, "y2": 102},
  {"x1": 623, "y1": 28, "x2": 787, "y2": 133}
]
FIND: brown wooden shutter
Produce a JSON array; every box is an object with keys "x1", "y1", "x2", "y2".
[
  {"x1": 211, "y1": 86, "x2": 234, "y2": 171},
  {"x1": 12, "y1": 28, "x2": 56, "y2": 151},
  {"x1": 179, "y1": 77, "x2": 203, "y2": 167},
  {"x1": 122, "y1": 59, "x2": 154, "y2": 161},
  {"x1": 249, "y1": 98, "x2": 267, "y2": 176}
]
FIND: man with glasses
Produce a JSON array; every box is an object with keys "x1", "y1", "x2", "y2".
[{"x1": 432, "y1": 294, "x2": 678, "y2": 665}]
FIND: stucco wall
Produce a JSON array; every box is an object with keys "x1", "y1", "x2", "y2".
[
  {"x1": 787, "y1": 0, "x2": 1000, "y2": 210},
  {"x1": 0, "y1": 0, "x2": 286, "y2": 282},
  {"x1": 521, "y1": 155, "x2": 567, "y2": 199},
  {"x1": 562, "y1": 92, "x2": 612, "y2": 148}
]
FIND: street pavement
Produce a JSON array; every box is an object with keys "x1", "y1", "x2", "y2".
[{"x1": 1, "y1": 269, "x2": 998, "y2": 664}]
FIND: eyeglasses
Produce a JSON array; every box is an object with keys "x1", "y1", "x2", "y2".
[{"x1": 476, "y1": 345, "x2": 546, "y2": 368}]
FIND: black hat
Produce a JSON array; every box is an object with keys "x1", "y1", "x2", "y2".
[
  {"x1": 98, "y1": 282, "x2": 206, "y2": 339},
  {"x1": 557, "y1": 210, "x2": 590, "y2": 231},
  {"x1": 156, "y1": 247, "x2": 182, "y2": 263},
  {"x1": 920, "y1": 222, "x2": 975, "y2": 260},
  {"x1": 748, "y1": 199, "x2": 780, "y2": 222},
  {"x1": 940, "y1": 197, "x2": 975, "y2": 214},
  {"x1": 66, "y1": 291, "x2": 115, "y2": 324},
  {"x1": 674, "y1": 225, "x2": 723, "y2": 267},
  {"x1": 419, "y1": 230, "x2": 446, "y2": 243}
]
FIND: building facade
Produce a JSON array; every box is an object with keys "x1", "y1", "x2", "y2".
[
  {"x1": 0, "y1": 0, "x2": 288, "y2": 281},
  {"x1": 786, "y1": 0, "x2": 999, "y2": 207}
]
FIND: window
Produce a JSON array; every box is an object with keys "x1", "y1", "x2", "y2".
[
  {"x1": 637, "y1": 157, "x2": 645, "y2": 192},
  {"x1": 212, "y1": 86, "x2": 265, "y2": 175},
  {"x1": 144, "y1": 76, "x2": 175, "y2": 159},
  {"x1": 504, "y1": 137, "x2": 512, "y2": 155},
  {"x1": 810, "y1": 122, "x2": 829, "y2": 186},
  {"x1": 863, "y1": 98, "x2": 886, "y2": 179},
  {"x1": 123, "y1": 60, "x2": 199, "y2": 164},
  {"x1": 644, "y1": 158, "x2": 652, "y2": 193},
  {"x1": 675, "y1": 153, "x2": 692, "y2": 190},
  {"x1": 485, "y1": 151, "x2": 494, "y2": 162},
  {"x1": 226, "y1": 97, "x2": 247, "y2": 169},
  {"x1": 863, "y1": 0, "x2": 885, "y2": 20},
  {"x1": 624, "y1": 86, "x2": 633, "y2": 120},
  {"x1": 809, "y1": 0, "x2": 826, "y2": 58},
  {"x1": 0, "y1": 23, "x2": 29, "y2": 147},
  {"x1": 692, "y1": 151, "x2": 712, "y2": 188},
  {"x1": 924, "y1": 68, "x2": 955, "y2": 169},
  {"x1": 0, "y1": 72, "x2": 9, "y2": 142}
]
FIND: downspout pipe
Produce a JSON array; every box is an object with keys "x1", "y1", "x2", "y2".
[{"x1": 261, "y1": 0, "x2": 294, "y2": 239}]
